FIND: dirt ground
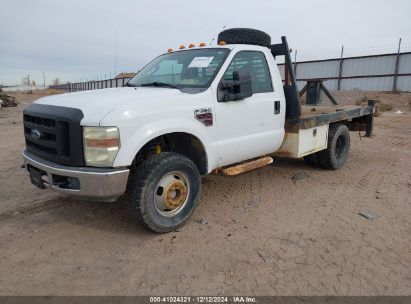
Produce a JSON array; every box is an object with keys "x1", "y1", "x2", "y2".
[{"x1": 0, "y1": 90, "x2": 410, "y2": 296}]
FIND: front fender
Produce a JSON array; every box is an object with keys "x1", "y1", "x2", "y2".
[{"x1": 112, "y1": 117, "x2": 217, "y2": 172}]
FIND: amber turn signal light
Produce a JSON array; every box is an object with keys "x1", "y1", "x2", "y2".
[
  {"x1": 199, "y1": 42, "x2": 206, "y2": 47},
  {"x1": 179, "y1": 45, "x2": 185, "y2": 49},
  {"x1": 85, "y1": 138, "x2": 119, "y2": 148}
]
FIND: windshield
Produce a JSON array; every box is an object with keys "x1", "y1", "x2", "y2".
[{"x1": 128, "y1": 48, "x2": 230, "y2": 89}]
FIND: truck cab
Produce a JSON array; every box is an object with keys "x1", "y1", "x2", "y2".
[{"x1": 22, "y1": 28, "x2": 374, "y2": 233}]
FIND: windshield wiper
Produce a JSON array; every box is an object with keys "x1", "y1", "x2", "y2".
[
  {"x1": 140, "y1": 82, "x2": 179, "y2": 89},
  {"x1": 124, "y1": 83, "x2": 136, "y2": 87}
]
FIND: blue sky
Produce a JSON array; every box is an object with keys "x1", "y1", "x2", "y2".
[{"x1": 1, "y1": 0, "x2": 410, "y2": 86}]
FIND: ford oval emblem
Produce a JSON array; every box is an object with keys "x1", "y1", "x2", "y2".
[{"x1": 30, "y1": 129, "x2": 41, "y2": 140}]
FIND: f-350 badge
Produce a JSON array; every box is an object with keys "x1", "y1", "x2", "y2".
[{"x1": 194, "y1": 108, "x2": 213, "y2": 127}]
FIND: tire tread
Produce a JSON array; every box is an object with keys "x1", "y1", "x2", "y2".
[
  {"x1": 127, "y1": 152, "x2": 201, "y2": 233},
  {"x1": 318, "y1": 124, "x2": 350, "y2": 170},
  {"x1": 218, "y1": 28, "x2": 271, "y2": 47}
]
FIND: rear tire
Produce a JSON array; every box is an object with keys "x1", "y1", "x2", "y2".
[
  {"x1": 318, "y1": 124, "x2": 350, "y2": 170},
  {"x1": 217, "y1": 28, "x2": 271, "y2": 47},
  {"x1": 127, "y1": 152, "x2": 201, "y2": 233}
]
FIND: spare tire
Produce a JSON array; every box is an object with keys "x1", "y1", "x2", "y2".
[{"x1": 218, "y1": 28, "x2": 271, "y2": 47}]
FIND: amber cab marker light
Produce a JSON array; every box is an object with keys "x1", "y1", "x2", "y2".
[
  {"x1": 167, "y1": 48, "x2": 173, "y2": 52},
  {"x1": 199, "y1": 42, "x2": 206, "y2": 47},
  {"x1": 179, "y1": 45, "x2": 185, "y2": 49},
  {"x1": 219, "y1": 41, "x2": 226, "y2": 45},
  {"x1": 188, "y1": 43, "x2": 195, "y2": 48}
]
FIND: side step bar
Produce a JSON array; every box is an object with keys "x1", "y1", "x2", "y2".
[{"x1": 213, "y1": 156, "x2": 273, "y2": 176}]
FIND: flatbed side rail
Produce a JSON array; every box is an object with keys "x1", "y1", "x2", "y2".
[{"x1": 285, "y1": 101, "x2": 375, "y2": 136}]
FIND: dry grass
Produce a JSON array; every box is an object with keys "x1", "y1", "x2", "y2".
[
  {"x1": 354, "y1": 93, "x2": 394, "y2": 116},
  {"x1": 378, "y1": 102, "x2": 393, "y2": 111},
  {"x1": 373, "y1": 101, "x2": 393, "y2": 117},
  {"x1": 355, "y1": 93, "x2": 369, "y2": 106}
]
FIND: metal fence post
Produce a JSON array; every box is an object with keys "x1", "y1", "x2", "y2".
[
  {"x1": 293, "y1": 50, "x2": 297, "y2": 78},
  {"x1": 393, "y1": 38, "x2": 402, "y2": 91},
  {"x1": 337, "y1": 46, "x2": 344, "y2": 91}
]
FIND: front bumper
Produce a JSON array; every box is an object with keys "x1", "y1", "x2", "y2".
[{"x1": 22, "y1": 150, "x2": 130, "y2": 201}]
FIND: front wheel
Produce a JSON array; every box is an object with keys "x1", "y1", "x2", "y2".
[{"x1": 127, "y1": 152, "x2": 201, "y2": 233}]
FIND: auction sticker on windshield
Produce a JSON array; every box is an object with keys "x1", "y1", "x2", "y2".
[{"x1": 188, "y1": 57, "x2": 214, "y2": 68}]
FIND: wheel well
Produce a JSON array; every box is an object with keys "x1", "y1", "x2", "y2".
[{"x1": 132, "y1": 132, "x2": 208, "y2": 175}]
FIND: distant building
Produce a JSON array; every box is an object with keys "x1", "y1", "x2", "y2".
[{"x1": 115, "y1": 72, "x2": 136, "y2": 79}]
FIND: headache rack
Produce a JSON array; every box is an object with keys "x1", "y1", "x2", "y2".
[{"x1": 270, "y1": 36, "x2": 375, "y2": 136}]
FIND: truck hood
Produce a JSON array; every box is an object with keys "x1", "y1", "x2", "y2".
[{"x1": 36, "y1": 87, "x2": 204, "y2": 125}]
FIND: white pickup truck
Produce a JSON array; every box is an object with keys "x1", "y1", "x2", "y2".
[{"x1": 22, "y1": 29, "x2": 375, "y2": 233}]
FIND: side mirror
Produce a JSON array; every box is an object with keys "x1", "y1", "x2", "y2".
[{"x1": 219, "y1": 69, "x2": 253, "y2": 102}]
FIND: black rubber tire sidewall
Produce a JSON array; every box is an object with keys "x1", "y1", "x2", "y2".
[
  {"x1": 319, "y1": 124, "x2": 350, "y2": 170},
  {"x1": 128, "y1": 153, "x2": 201, "y2": 233},
  {"x1": 218, "y1": 28, "x2": 271, "y2": 47}
]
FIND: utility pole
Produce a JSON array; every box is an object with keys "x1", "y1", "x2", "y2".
[
  {"x1": 393, "y1": 38, "x2": 402, "y2": 91},
  {"x1": 337, "y1": 45, "x2": 344, "y2": 91},
  {"x1": 22, "y1": 75, "x2": 30, "y2": 86},
  {"x1": 114, "y1": 30, "x2": 117, "y2": 78}
]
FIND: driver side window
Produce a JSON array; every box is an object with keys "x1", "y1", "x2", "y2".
[{"x1": 223, "y1": 51, "x2": 273, "y2": 93}]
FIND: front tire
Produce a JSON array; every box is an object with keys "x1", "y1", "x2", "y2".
[{"x1": 127, "y1": 152, "x2": 201, "y2": 233}]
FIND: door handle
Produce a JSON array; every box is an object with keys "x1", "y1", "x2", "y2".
[{"x1": 274, "y1": 101, "x2": 280, "y2": 114}]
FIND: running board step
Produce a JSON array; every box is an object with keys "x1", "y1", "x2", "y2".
[{"x1": 213, "y1": 156, "x2": 273, "y2": 176}]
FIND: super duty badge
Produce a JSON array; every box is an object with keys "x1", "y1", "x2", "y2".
[{"x1": 194, "y1": 108, "x2": 213, "y2": 127}]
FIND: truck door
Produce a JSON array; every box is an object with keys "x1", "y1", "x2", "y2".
[{"x1": 214, "y1": 50, "x2": 285, "y2": 167}]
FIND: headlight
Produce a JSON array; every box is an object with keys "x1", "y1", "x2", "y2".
[{"x1": 83, "y1": 126, "x2": 120, "y2": 167}]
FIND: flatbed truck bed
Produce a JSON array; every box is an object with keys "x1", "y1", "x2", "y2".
[
  {"x1": 277, "y1": 103, "x2": 375, "y2": 159},
  {"x1": 285, "y1": 103, "x2": 375, "y2": 132}
]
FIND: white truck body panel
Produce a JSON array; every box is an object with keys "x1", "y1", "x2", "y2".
[
  {"x1": 209, "y1": 45, "x2": 286, "y2": 166},
  {"x1": 99, "y1": 87, "x2": 218, "y2": 169}
]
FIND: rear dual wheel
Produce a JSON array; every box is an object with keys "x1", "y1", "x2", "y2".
[{"x1": 304, "y1": 123, "x2": 350, "y2": 170}]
